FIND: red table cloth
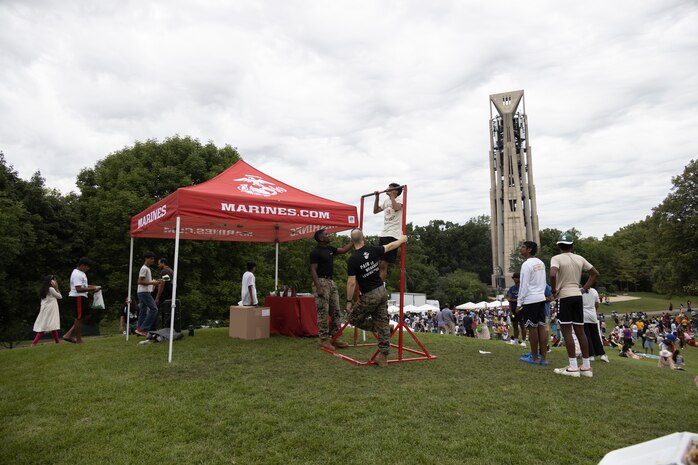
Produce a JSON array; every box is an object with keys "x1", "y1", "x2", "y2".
[{"x1": 264, "y1": 296, "x2": 318, "y2": 337}]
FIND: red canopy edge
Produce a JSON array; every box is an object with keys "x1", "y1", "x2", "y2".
[{"x1": 129, "y1": 160, "x2": 358, "y2": 242}]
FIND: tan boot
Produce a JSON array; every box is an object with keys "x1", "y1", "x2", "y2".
[
  {"x1": 374, "y1": 352, "x2": 389, "y2": 367},
  {"x1": 332, "y1": 339, "x2": 349, "y2": 349},
  {"x1": 319, "y1": 338, "x2": 334, "y2": 350}
]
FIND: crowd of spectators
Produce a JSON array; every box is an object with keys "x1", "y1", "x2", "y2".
[{"x1": 390, "y1": 301, "x2": 697, "y2": 370}]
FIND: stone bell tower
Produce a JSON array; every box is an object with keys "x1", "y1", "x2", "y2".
[{"x1": 488, "y1": 90, "x2": 540, "y2": 290}]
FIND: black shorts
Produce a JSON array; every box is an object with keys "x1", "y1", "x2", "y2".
[
  {"x1": 70, "y1": 296, "x2": 89, "y2": 321},
  {"x1": 522, "y1": 301, "x2": 546, "y2": 328},
  {"x1": 379, "y1": 236, "x2": 399, "y2": 264},
  {"x1": 558, "y1": 296, "x2": 584, "y2": 326}
]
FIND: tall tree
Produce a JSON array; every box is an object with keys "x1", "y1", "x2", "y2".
[
  {"x1": 0, "y1": 154, "x2": 83, "y2": 346},
  {"x1": 75, "y1": 136, "x2": 242, "y2": 322},
  {"x1": 649, "y1": 159, "x2": 698, "y2": 294}
]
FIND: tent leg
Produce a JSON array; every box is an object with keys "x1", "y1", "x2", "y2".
[
  {"x1": 126, "y1": 238, "x2": 134, "y2": 342},
  {"x1": 168, "y1": 216, "x2": 181, "y2": 364},
  {"x1": 275, "y1": 242, "x2": 279, "y2": 290}
]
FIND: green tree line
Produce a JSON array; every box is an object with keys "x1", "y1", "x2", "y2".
[{"x1": 1, "y1": 137, "x2": 696, "y2": 345}]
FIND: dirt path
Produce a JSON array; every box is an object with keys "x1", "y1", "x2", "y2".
[{"x1": 607, "y1": 296, "x2": 641, "y2": 303}]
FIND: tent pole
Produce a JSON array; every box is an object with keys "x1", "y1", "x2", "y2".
[
  {"x1": 126, "y1": 237, "x2": 134, "y2": 341},
  {"x1": 275, "y1": 241, "x2": 279, "y2": 290},
  {"x1": 168, "y1": 216, "x2": 181, "y2": 364}
]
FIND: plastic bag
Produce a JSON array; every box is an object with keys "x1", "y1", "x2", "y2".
[{"x1": 91, "y1": 290, "x2": 105, "y2": 310}]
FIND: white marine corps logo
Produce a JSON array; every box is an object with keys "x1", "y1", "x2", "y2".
[
  {"x1": 234, "y1": 175, "x2": 287, "y2": 197},
  {"x1": 363, "y1": 252, "x2": 370, "y2": 260}
]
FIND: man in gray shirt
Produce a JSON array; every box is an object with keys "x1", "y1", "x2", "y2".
[{"x1": 440, "y1": 304, "x2": 456, "y2": 335}]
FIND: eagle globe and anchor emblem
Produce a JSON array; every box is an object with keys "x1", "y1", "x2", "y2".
[{"x1": 234, "y1": 175, "x2": 287, "y2": 197}]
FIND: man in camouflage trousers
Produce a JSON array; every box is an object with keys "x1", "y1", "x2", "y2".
[
  {"x1": 346, "y1": 228, "x2": 407, "y2": 367},
  {"x1": 310, "y1": 229, "x2": 353, "y2": 350}
]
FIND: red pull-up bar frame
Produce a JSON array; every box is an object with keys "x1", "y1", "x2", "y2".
[{"x1": 322, "y1": 185, "x2": 436, "y2": 365}]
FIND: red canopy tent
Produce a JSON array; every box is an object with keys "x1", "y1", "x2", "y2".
[{"x1": 127, "y1": 160, "x2": 358, "y2": 362}]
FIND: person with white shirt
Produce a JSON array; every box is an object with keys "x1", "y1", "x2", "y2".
[
  {"x1": 516, "y1": 241, "x2": 549, "y2": 366},
  {"x1": 135, "y1": 251, "x2": 161, "y2": 336},
  {"x1": 581, "y1": 275, "x2": 608, "y2": 363},
  {"x1": 63, "y1": 257, "x2": 100, "y2": 344},
  {"x1": 241, "y1": 261, "x2": 258, "y2": 306},
  {"x1": 550, "y1": 232, "x2": 600, "y2": 378},
  {"x1": 373, "y1": 183, "x2": 403, "y2": 282}
]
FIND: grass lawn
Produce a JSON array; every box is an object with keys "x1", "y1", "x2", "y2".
[
  {"x1": 599, "y1": 292, "x2": 698, "y2": 315},
  {"x1": 1, "y1": 329, "x2": 697, "y2": 465}
]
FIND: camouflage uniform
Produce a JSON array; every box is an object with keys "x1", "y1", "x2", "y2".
[
  {"x1": 312, "y1": 278, "x2": 340, "y2": 339},
  {"x1": 349, "y1": 286, "x2": 390, "y2": 354}
]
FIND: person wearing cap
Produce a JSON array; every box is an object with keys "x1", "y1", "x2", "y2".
[
  {"x1": 241, "y1": 261, "x2": 258, "y2": 306},
  {"x1": 345, "y1": 228, "x2": 407, "y2": 367},
  {"x1": 373, "y1": 183, "x2": 403, "y2": 282},
  {"x1": 63, "y1": 257, "x2": 101, "y2": 344},
  {"x1": 550, "y1": 232, "x2": 600, "y2": 378},
  {"x1": 310, "y1": 229, "x2": 353, "y2": 350}
]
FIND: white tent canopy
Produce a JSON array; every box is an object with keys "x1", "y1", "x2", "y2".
[
  {"x1": 456, "y1": 302, "x2": 477, "y2": 310},
  {"x1": 475, "y1": 301, "x2": 489, "y2": 308},
  {"x1": 486, "y1": 301, "x2": 502, "y2": 309},
  {"x1": 417, "y1": 304, "x2": 438, "y2": 313}
]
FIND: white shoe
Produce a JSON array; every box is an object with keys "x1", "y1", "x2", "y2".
[
  {"x1": 589, "y1": 356, "x2": 595, "y2": 361},
  {"x1": 519, "y1": 341, "x2": 527, "y2": 347},
  {"x1": 600, "y1": 355, "x2": 610, "y2": 363},
  {"x1": 554, "y1": 366, "x2": 580, "y2": 378},
  {"x1": 580, "y1": 368, "x2": 593, "y2": 378}
]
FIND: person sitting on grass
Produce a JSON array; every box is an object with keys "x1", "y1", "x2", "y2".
[
  {"x1": 672, "y1": 350, "x2": 685, "y2": 370},
  {"x1": 620, "y1": 345, "x2": 640, "y2": 359},
  {"x1": 658, "y1": 349, "x2": 675, "y2": 369}
]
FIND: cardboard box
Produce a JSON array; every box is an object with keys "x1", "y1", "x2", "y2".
[{"x1": 229, "y1": 306, "x2": 270, "y2": 340}]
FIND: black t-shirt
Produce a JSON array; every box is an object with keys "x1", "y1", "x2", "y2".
[
  {"x1": 347, "y1": 246, "x2": 384, "y2": 294},
  {"x1": 160, "y1": 268, "x2": 173, "y2": 301},
  {"x1": 310, "y1": 246, "x2": 338, "y2": 279}
]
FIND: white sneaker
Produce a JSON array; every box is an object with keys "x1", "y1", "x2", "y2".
[
  {"x1": 589, "y1": 356, "x2": 595, "y2": 361},
  {"x1": 519, "y1": 341, "x2": 527, "y2": 347},
  {"x1": 554, "y1": 366, "x2": 580, "y2": 378},
  {"x1": 600, "y1": 355, "x2": 610, "y2": 363},
  {"x1": 580, "y1": 368, "x2": 593, "y2": 378}
]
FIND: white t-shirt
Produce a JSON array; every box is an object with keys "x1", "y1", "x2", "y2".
[
  {"x1": 380, "y1": 196, "x2": 403, "y2": 239},
  {"x1": 69, "y1": 268, "x2": 88, "y2": 297},
  {"x1": 582, "y1": 288, "x2": 600, "y2": 323},
  {"x1": 241, "y1": 271, "x2": 258, "y2": 305},
  {"x1": 137, "y1": 265, "x2": 153, "y2": 293},
  {"x1": 550, "y1": 253, "x2": 593, "y2": 299},
  {"x1": 517, "y1": 257, "x2": 546, "y2": 305}
]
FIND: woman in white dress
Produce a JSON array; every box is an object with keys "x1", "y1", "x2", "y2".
[{"x1": 32, "y1": 275, "x2": 62, "y2": 346}]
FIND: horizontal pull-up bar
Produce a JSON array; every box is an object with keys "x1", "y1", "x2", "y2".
[{"x1": 360, "y1": 185, "x2": 407, "y2": 199}]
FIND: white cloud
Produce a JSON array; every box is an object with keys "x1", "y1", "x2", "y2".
[{"x1": 1, "y1": 0, "x2": 696, "y2": 238}]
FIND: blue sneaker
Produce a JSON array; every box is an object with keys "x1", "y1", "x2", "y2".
[
  {"x1": 519, "y1": 355, "x2": 540, "y2": 365},
  {"x1": 521, "y1": 351, "x2": 532, "y2": 357}
]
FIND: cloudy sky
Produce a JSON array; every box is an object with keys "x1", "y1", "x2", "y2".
[{"x1": 1, "y1": 0, "x2": 696, "y2": 238}]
